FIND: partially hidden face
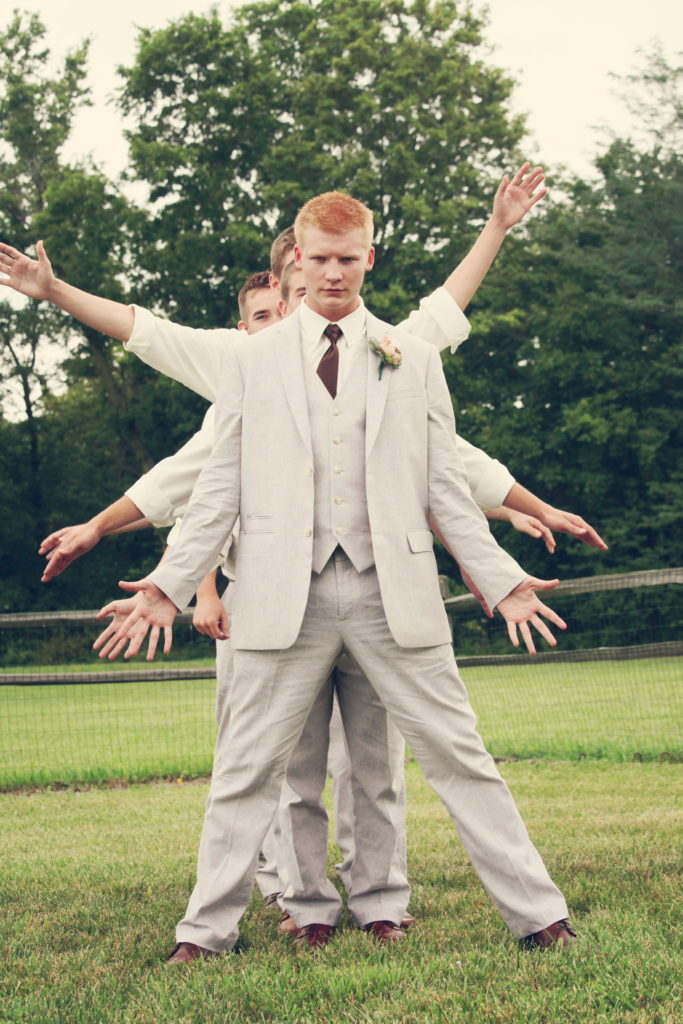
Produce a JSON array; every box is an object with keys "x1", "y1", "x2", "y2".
[
  {"x1": 294, "y1": 227, "x2": 374, "y2": 321},
  {"x1": 280, "y1": 266, "x2": 307, "y2": 314},
  {"x1": 240, "y1": 287, "x2": 283, "y2": 334}
]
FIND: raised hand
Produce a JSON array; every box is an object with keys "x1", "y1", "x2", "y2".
[
  {"x1": 95, "y1": 579, "x2": 178, "y2": 661},
  {"x1": 496, "y1": 576, "x2": 566, "y2": 655},
  {"x1": 491, "y1": 163, "x2": 547, "y2": 231},
  {"x1": 39, "y1": 523, "x2": 102, "y2": 582},
  {"x1": 0, "y1": 240, "x2": 56, "y2": 301}
]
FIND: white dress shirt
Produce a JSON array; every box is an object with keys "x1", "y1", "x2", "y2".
[{"x1": 298, "y1": 297, "x2": 368, "y2": 391}]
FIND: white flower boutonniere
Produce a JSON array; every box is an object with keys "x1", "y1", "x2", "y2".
[{"x1": 368, "y1": 335, "x2": 402, "y2": 381}]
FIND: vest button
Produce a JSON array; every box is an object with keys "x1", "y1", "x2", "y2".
[
  {"x1": 334, "y1": 466, "x2": 342, "y2": 474},
  {"x1": 333, "y1": 437, "x2": 342, "y2": 444},
  {"x1": 332, "y1": 408, "x2": 341, "y2": 417},
  {"x1": 334, "y1": 497, "x2": 343, "y2": 505},
  {"x1": 335, "y1": 527, "x2": 344, "y2": 536}
]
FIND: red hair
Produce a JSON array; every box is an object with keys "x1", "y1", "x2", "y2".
[{"x1": 294, "y1": 191, "x2": 373, "y2": 249}]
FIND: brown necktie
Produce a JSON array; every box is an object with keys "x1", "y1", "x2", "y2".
[{"x1": 317, "y1": 323, "x2": 342, "y2": 398}]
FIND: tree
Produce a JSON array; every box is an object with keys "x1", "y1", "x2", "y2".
[
  {"x1": 117, "y1": 0, "x2": 526, "y2": 324},
  {"x1": 0, "y1": 11, "x2": 208, "y2": 609},
  {"x1": 444, "y1": 51, "x2": 683, "y2": 579}
]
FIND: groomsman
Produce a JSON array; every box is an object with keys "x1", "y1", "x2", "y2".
[
  {"x1": 92, "y1": 188, "x2": 577, "y2": 960},
  {"x1": 0, "y1": 166, "x2": 602, "y2": 956}
]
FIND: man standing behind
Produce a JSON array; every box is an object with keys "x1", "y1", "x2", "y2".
[{"x1": 98, "y1": 190, "x2": 575, "y2": 961}]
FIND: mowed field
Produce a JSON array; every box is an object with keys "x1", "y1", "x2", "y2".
[
  {"x1": 1, "y1": 761, "x2": 680, "y2": 1023},
  {"x1": 1, "y1": 655, "x2": 681, "y2": 788}
]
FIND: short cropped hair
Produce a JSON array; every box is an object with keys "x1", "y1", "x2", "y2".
[
  {"x1": 269, "y1": 226, "x2": 296, "y2": 280},
  {"x1": 279, "y1": 260, "x2": 300, "y2": 304},
  {"x1": 237, "y1": 270, "x2": 272, "y2": 319},
  {"x1": 294, "y1": 191, "x2": 374, "y2": 250}
]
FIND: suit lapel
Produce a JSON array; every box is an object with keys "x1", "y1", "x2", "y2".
[
  {"x1": 274, "y1": 313, "x2": 312, "y2": 455},
  {"x1": 365, "y1": 311, "x2": 393, "y2": 458}
]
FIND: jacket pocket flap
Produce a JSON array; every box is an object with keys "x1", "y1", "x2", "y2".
[{"x1": 407, "y1": 529, "x2": 433, "y2": 553}]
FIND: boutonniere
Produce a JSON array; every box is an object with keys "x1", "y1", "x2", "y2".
[{"x1": 368, "y1": 335, "x2": 402, "y2": 380}]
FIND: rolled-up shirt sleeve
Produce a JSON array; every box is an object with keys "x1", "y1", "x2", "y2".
[
  {"x1": 123, "y1": 306, "x2": 238, "y2": 401},
  {"x1": 398, "y1": 287, "x2": 471, "y2": 354},
  {"x1": 456, "y1": 435, "x2": 515, "y2": 511},
  {"x1": 124, "y1": 406, "x2": 215, "y2": 526}
]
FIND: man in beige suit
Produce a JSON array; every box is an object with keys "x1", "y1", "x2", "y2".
[{"x1": 94, "y1": 190, "x2": 575, "y2": 960}]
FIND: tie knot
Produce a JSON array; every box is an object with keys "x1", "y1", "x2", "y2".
[{"x1": 324, "y1": 323, "x2": 342, "y2": 346}]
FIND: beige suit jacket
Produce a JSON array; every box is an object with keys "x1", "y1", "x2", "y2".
[{"x1": 151, "y1": 308, "x2": 525, "y2": 649}]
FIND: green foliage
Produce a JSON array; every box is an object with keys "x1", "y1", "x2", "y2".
[
  {"x1": 0, "y1": 9, "x2": 680, "y2": 611},
  {"x1": 445, "y1": 122, "x2": 683, "y2": 577},
  {"x1": 117, "y1": 0, "x2": 525, "y2": 323}
]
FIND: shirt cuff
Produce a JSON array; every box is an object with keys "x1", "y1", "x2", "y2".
[
  {"x1": 124, "y1": 476, "x2": 177, "y2": 528},
  {"x1": 406, "y1": 287, "x2": 471, "y2": 353},
  {"x1": 123, "y1": 305, "x2": 155, "y2": 357},
  {"x1": 471, "y1": 463, "x2": 516, "y2": 512}
]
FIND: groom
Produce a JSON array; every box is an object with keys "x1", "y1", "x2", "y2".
[{"x1": 100, "y1": 190, "x2": 575, "y2": 959}]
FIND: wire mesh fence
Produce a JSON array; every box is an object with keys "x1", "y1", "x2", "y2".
[{"x1": 1, "y1": 569, "x2": 681, "y2": 787}]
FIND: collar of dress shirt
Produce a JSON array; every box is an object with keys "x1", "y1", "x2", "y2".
[{"x1": 299, "y1": 297, "x2": 367, "y2": 370}]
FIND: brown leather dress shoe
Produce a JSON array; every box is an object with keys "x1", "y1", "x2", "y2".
[
  {"x1": 521, "y1": 919, "x2": 577, "y2": 951},
  {"x1": 400, "y1": 913, "x2": 415, "y2": 929},
  {"x1": 365, "y1": 920, "x2": 404, "y2": 943},
  {"x1": 166, "y1": 941, "x2": 219, "y2": 964},
  {"x1": 292, "y1": 923, "x2": 336, "y2": 949},
  {"x1": 278, "y1": 910, "x2": 299, "y2": 936}
]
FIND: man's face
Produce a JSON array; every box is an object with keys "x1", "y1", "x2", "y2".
[
  {"x1": 238, "y1": 287, "x2": 283, "y2": 334},
  {"x1": 269, "y1": 248, "x2": 295, "y2": 292},
  {"x1": 294, "y1": 227, "x2": 374, "y2": 321},
  {"x1": 279, "y1": 267, "x2": 307, "y2": 316}
]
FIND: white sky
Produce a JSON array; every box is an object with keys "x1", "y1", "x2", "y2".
[{"x1": 10, "y1": 0, "x2": 683, "y2": 183}]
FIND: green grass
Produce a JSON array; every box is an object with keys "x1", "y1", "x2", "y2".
[
  {"x1": 0, "y1": 761, "x2": 680, "y2": 1023},
  {"x1": 466, "y1": 655, "x2": 682, "y2": 762},
  {"x1": 1, "y1": 656, "x2": 681, "y2": 788}
]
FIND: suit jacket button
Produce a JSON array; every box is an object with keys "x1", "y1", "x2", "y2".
[
  {"x1": 304, "y1": 528, "x2": 312, "y2": 537},
  {"x1": 305, "y1": 466, "x2": 314, "y2": 477}
]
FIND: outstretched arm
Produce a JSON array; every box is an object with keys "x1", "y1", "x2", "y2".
[
  {"x1": 502, "y1": 483, "x2": 608, "y2": 550},
  {"x1": 39, "y1": 496, "x2": 147, "y2": 582},
  {"x1": 443, "y1": 162, "x2": 547, "y2": 311},
  {"x1": 0, "y1": 240, "x2": 135, "y2": 341}
]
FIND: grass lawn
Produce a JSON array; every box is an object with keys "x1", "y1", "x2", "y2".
[
  {"x1": 1, "y1": 656, "x2": 681, "y2": 788},
  {"x1": 1, "y1": 761, "x2": 680, "y2": 1023}
]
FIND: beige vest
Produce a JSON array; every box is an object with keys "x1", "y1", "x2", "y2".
[{"x1": 304, "y1": 348, "x2": 375, "y2": 574}]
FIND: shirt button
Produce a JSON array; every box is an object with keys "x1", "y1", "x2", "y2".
[
  {"x1": 333, "y1": 437, "x2": 342, "y2": 445},
  {"x1": 334, "y1": 466, "x2": 342, "y2": 474},
  {"x1": 334, "y1": 497, "x2": 343, "y2": 505}
]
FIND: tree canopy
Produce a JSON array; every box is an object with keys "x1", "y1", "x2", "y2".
[{"x1": 0, "y1": 6, "x2": 680, "y2": 612}]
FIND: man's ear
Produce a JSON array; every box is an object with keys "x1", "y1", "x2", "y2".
[
  {"x1": 293, "y1": 244, "x2": 303, "y2": 267},
  {"x1": 269, "y1": 273, "x2": 279, "y2": 290},
  {"x1": 237, "y1": 321, "x2": 248, "y2": 332},
  {"x1": 278, "y1": 299, "x2": 288, "y2": 318},
  {"x1": 365, "y1": 246, "x2": 375, "y2": 271}
]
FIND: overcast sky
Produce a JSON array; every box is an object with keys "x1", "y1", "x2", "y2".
[{"x1": 10, "y1": 1, "x2": 683, "y2": 181}]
